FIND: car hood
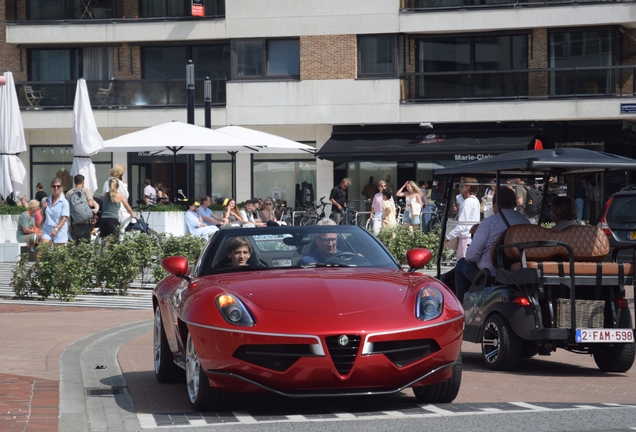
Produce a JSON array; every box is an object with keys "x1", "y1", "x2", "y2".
[{"x1": 211, "y1": 268, "x2": 411, "y2": 315}]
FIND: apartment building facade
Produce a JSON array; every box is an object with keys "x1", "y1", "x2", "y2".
[{"x1": 2, "y1": 0, "x2": 636, "y2": 211}]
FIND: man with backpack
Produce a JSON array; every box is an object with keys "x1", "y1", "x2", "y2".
[
  {"x1": 66, "y1": 174, "x2": 98, "y2": 243},
  {"x1": 512, "y1": 177, "x2": 540, "y2": 222}
]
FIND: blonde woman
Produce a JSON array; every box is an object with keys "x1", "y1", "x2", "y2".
[
  {"x1": 17, "y1": 200, "x2": 42, "y2": 249},
  {"x1": 100, "y1": 178, "x2": 135, "y2": 239},
  {"x1": 41, "y1": 177, "x2": 70, "y2": 245},
  {"x1": 396, "y1": 180, "x2": 423, "y2": 229},
  {"x1": 223, "y1": 198, "x2": 244, "y2": 224}
]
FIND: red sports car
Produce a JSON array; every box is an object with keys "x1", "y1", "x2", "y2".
[{"x1": 153, "y1": 225, "x2": 464, "y2": 411}]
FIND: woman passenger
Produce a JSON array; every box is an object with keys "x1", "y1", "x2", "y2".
[{"x1": 550, "y1": 196, "x2": 582, "y2": 230}]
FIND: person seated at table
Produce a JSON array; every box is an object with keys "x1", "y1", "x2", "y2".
[
  {"x1": 16, "y1": 200, "x2": 42, "y2": 250},
  {"x1": 223, "y1": 198, "x2": 244, "y2": 224},
  {"x1": 550, "y1": 196, "x2": 583, "y2": 230},
  {"x1": 156, "y1": 183, "x2": 170, "y2": 205},
  {"x1": 226, "y1": 237, "x2": 252, "y2": 267},
  {"x1": 199, "y1": 195, "x2": 227, "y2": 226},
  {"x1": 260, "y1": 198, "x2": 286, "y2": 225},
  {"x1": 299, "y1": 219, "x2": 339, "y2": 266},
  {"x1": 185, "y1": 199, "x2": 218, "y2": 239},
  {"x1": 239, "y1": 200, "x2": 266, "y2": 227}
]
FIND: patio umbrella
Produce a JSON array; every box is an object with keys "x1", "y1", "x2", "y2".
[
  {"x1": 0, "y1": 71, "x2": 27, "y2": 201},
  {"x1": 216, "y1": 126, "x2": 316, "y2": 154},
  {"x1": 100, "y1": 121, "x2": 262, "y2": 199},
  {"x1": 71, "y1": 78, "x2": 104, "y2": 193}
]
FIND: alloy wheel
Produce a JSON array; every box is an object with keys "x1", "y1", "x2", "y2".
[
  {"x1": 153, "y1": 307, "x2": 162, "y2": 374},
  {"x1": 482, "y1": 320, "x2": 500, "y2": 364},
  {"x1": 186, "y1": 333, "x2": 200, "y2": 403}
]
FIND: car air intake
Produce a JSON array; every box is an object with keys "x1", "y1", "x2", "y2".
[{"x1": 325, "y1": 335, "x2": 361, "y2": 375}]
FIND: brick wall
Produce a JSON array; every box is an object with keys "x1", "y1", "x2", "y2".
[
  {"x1": 0, "y1": 3, "x2": 25, "y2": 80},
  {"x1": 114, "y1": 45, "x2": 142, "y2": 79},
  {"x1": 300, "y1": 35, "x2": 357, "y2": 80},
  {"x1": 529, "y1": 28, "x2": 548, "y2": 97}
]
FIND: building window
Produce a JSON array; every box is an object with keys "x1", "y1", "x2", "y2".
[
  {"x1": 415, "y1": 34, "x2": 528, "y2": 99},
  {"x1": 233, "y1": 39, "x2": 300, "y2": 80},
  {"x1": 139, "y1": 0, "x2": 225, "y2": 18},
  {"x1": 141, "y1": 44, "x2": 230, "y2": 105},
  {"x1": 549, "y1": 29, "x2": 615, "y2": 96},
  {"x1": 252, "y1": 151, "x2": 316, "y2": 208},
  {"x1": 358, "y1": 35, "x2": 397, "y2": 77},
  {"x1": 30, "y1": 146, "x2": 112, "y2": 196}
]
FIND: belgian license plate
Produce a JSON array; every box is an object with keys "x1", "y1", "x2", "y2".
[
  {"x1": 575, "y1": 329, "x2": 635, "y2": 343},
  {"x1": 630, "y1": 231, "x2": 636, "y2": 240}
]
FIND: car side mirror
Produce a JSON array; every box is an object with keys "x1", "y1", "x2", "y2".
[
  {"x1": 406, "y1": 248, "x2": 432, "y2": 271},
  {"x1": 161, "y1": 256, "x2": 189, "y2": 278}
]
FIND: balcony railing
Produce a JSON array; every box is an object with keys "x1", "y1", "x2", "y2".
[
  {"x1": 401, "y1": 0, "x2": 630, "y2": 11},
  {"x1": 14, "y1": 79, "x2": 227, "y2": 110},
  {"x1": 400, "y1": 65, "x2": 636, "y2": 102},
  {"x1": 5, "y1": 0, "x2": 225, "y2": 22}
]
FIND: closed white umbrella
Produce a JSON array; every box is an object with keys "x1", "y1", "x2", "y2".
[
  {"x1": 216, "y1": 126, "x2": 316, "y2": 154},
  {"x1": 71, "y1": 78, "x2": 104, "y2": 193},
  {"x1": 0, "y1": 71, "x2": 27, "y2": 201}
]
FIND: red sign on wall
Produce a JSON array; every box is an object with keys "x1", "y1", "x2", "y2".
[{"x1": 192, "y1": 0, "x2": 204, "y2": 17}]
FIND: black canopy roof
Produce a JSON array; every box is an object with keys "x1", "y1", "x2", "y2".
[
  {"x1": 434, "y1": 148, "x2": 636, "y2": 177},
  {"x1": 317, "y1": 130, "x2": 538, "y2": 163}
]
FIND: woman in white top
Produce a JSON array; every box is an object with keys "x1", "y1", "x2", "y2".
[
  {"x1": 381, "y1": 188, "x2": 397, "y2": 229},
  {"x1": 396, "y1": 181, "x2": 423, "y2": 229},
  {"x1": 445, "y1": 177, "x2": 481, "y2": 259},
  {"x1": 370, "y1": 180, "x2": 387, "y2": 235}
]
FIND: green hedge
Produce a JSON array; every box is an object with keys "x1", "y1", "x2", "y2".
[
  {"x1": 0, "y1": 204, "x2": 27, "y2": 215},
  {"x1": 12, "y1": 232, "x2": 206, "y2": 301},
  {"x1": 376, "y1": 226, "x2": 442, "y2": 267}
]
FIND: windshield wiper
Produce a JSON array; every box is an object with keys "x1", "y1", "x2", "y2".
[{"x1": 313, "y1": 263, "x2": 357, "y2": 268}]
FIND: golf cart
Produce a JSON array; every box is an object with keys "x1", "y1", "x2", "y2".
[{"x1": 434, "y1": 148, "x2": 635, "y2": 372}]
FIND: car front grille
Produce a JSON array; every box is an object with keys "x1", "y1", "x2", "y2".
[
  {"x1": 325, "y1": 335, "x2": 361, "y2": 375},
  {"x1": 233, "y1": 344, "x2": 318, "y2": 372},
  {"x1": 370, "y1": 339, "x2": 440, "y2": 368}
]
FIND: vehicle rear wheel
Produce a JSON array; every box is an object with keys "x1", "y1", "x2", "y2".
[
  {"x1": 185, "y1": 332, "x2": 230, "y2": 411},
  {"x1": 413, "y1": 354, "x2": 462, "y2": 404},
  {"x1": 481, "y1": 314, "x2": 523, "y2": 371},
  {"x1": 593, "y1": 342, "x2": 636, "y2": 373},
  {"x1": 154, "y1": 307, "x2": 183, "y2": 383}
]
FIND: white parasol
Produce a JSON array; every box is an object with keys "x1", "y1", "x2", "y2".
[
  {"x1": 0, "y1": 71, "x2": 27, "y2": 200},
  {"x1": 215, "y1": 126, "x2": 316, "y2": 154},
  {"x1": 71, "y1": 78, "x2": 104, "y2": 193}
]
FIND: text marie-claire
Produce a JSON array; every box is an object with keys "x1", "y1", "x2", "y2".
[{"x1": 454, "y1": 154, "x2": 494, "y2": 161}]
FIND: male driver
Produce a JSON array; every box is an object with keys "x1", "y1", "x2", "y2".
[
  {"x1": 66, "y1": 174, "x2": 98, "y2": 243},
  {"x1": 199, "y1": 195, "x2": 227, "y2": 226},
  {"x1": 454, "y1": 187, "x2": 530, "y2": 303},
  {"x1": 143, "y1": 179, "x2": 156, "y2": 205},
  {"x1": 299, "y1": 219, "x2": 339, "y2": 266},
  {"x1": 329, "y1": 178, "x2": 350, "y2": 224}
]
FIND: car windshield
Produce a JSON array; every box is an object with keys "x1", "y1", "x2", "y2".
[{"x1": 202, "y1": 226, "x2": 399, "y2": 275}]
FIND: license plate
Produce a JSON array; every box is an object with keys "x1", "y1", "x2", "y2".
[
  {"x1": 630, "y1": 231, "x2": 636, "y2": 240},
  {"x1": 575, "y1": 329, "x2": 635, "y2": 343}
]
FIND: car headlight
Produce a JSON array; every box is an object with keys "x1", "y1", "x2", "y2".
[
  {"x1": 215, "y1": 293, "x2": 255, "y2": 327},
  {"x1": 416, "y1": 287, "x2": 444, "y2": 321}
]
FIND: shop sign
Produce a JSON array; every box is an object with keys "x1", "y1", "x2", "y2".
[
  {"x1": 192, "y1": 0, "x2": 204, "y2": 16},
  {"x1": 410, "y1": 134, "x2": 447, "y2": 144},
  {"x1": 620, "y1": 103, "x2": 636, "y2": 114},
  {"x1": 454, "y1": 154, "x2": 494, "y2": 161}
]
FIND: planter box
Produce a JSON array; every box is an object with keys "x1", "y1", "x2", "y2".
[
  {"x1": 145, "y1": 211, "x2": 187, "y2": 236},
  {"x1": 0, "y1": 215, "x2": 19, "y2": 243},
  {"x1": 0, "y1": 242, "x2": 22, "y2": 262}
]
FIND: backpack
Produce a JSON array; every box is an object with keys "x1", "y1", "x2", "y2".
[
  {"x1": 69, "y1": 189, "x2": 93, "y2": 224},
  {"x1": 522, "y1": 185, "x2": 542, "y2": 218}
]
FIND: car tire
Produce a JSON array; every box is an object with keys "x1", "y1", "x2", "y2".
[
  {"x1": 154, "y1": 307, "x2": 183, "y2": 383},
  {"x1": 413, "y1": 354, "x2": 462, "y2": 404},
  {"x1": 593, "y1": 342, "x2": 636, "y2": 373},
  {"x1": 481, "y1": 314, "x2": 523, "y2": 371},
  {"x1": 185, "y1": 332, "x2": 230, "y2": 411}
]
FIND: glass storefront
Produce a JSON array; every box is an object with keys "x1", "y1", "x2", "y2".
[
  {"x1": 252, "y1": 152, "x2": 316, "y2": 208},
  {"x1": 30, "y1": 145, "x2": 112, "y2": 197}
]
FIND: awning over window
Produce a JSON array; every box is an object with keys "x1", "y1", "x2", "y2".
[{"x1": 317, "y1": 130, "x2": 540, "y2": 163}]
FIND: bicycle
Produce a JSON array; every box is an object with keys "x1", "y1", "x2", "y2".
[
  {"x1": 304, "y1": 197, "x2": 330, "y2": 225},
  {"x1": 423, "y1": 201, "x2": 445, "y2": 233},
  {"x1": 338, "y1": 199, "x2": 360, "y2": 225}
]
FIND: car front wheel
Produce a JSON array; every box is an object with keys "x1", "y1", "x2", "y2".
[
  {"x1": 185, "y1": 332, "x2": 230, "y2": 411},
  {"x1": 413, "y1": 354, "x2": 462, "y2": 404},
  {"x1": 154, "y1": 307, "x2": 183, "y2": 383},
  {"x1": 481, "y1": 314, "x2": 523, "y2": 371}
]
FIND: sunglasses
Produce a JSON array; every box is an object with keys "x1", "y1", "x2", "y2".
[
  {"x1": 51, "y1": 185, "x2": 62, "y2": 189},
  {"x1": 265, "y1": 203, "x2": 272, "y2": 205}
]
